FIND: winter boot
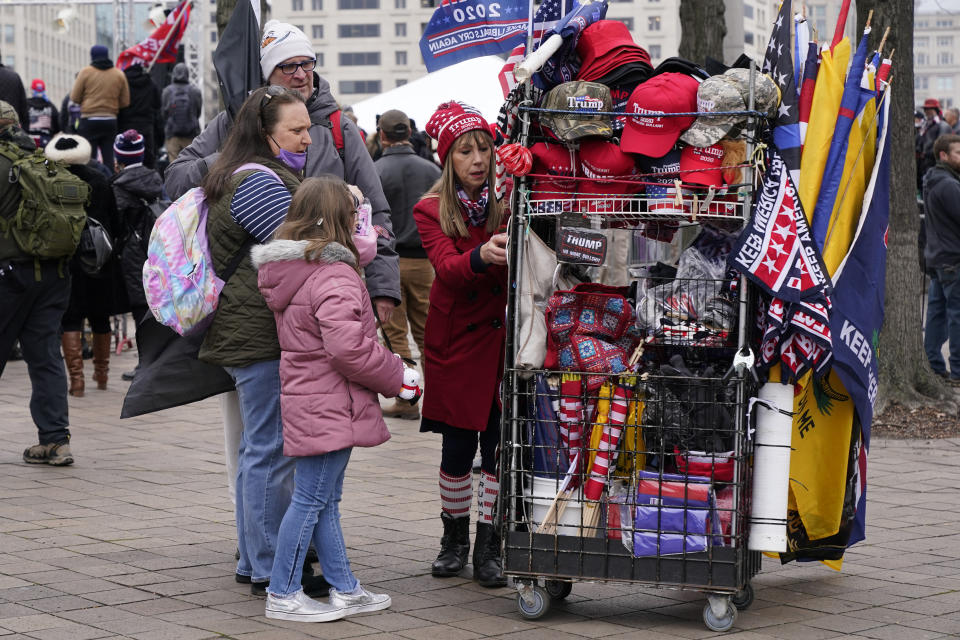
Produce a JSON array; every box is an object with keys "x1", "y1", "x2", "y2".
[
  {"x1": 472, "y1": 522, "x2": 507, "y2": 588},
  {"x1": 431, "y1": 512, "x2": 470, "y2": 577},
  {"x1": 61, "y1": 331, "x2": 84, "y2": 397},
  {"x1": 92, "y1": 333, "x2": 111, "y2": 390}
]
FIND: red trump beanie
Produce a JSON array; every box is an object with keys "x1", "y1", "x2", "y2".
[{"x1": 425, "y1": 100, "x2": 492, "y2": 165}]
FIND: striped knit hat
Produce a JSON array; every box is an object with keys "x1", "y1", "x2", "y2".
[
  {"x1": 113, "y1": 129, "x2": 145, "y2": 166},
  {"x1": 425, "y1": 100, "x2": 491, "y2": 165}
]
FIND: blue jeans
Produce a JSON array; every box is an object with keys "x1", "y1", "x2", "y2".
[
  {"x1": 268, "y1": 448, "x2": 358, "y2": 597},
  {"x1": 226, "y1": 359, "x2": 295, "y2": 582},
  {"x1": 924, "y1": 268, "x2": 960, "y2": 378}
]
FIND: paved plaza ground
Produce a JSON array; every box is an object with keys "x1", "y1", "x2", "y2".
[{"x1": 1, "y1": 348, "x2": 959, "y2": 639}]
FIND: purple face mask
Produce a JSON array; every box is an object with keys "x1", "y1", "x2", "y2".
[{"x1": 275, "y1": 148, "x2": 307, "y2": 172}]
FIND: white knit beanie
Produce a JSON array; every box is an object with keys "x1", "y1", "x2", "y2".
[{"x1": 260, "y1": 20, "x2": 315, "y2": 81}]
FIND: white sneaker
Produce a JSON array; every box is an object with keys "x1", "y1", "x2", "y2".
[
  {"x1": 265, "y1": 590, "x2": 345, "y2": 623},
  {"x1": 328, "y1": 585, "x2": 392, "y2": 617}
]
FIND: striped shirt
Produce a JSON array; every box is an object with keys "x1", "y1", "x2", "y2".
[{"x1": 230, "y1": 171, "x2": 291, "y2": 242}]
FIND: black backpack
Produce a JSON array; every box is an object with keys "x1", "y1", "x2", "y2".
[{"x1": 167, "y1": 84, "x2": 197, "y2": 137}]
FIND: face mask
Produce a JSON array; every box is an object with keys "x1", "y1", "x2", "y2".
[
  {"x1": 353, "y1": 198, "x2": 377, "y2": 267},
  {"x1": 275, "y1": 148, "x2": 307, "y2": 172}
]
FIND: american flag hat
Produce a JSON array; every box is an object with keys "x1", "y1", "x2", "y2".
[{"x1": 425, "y1": 100, "x2": 492, "y2": 165}]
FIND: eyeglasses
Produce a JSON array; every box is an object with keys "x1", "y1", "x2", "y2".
[{"x1": 276, "y1": 58, "x2": 317, "y2": 75}]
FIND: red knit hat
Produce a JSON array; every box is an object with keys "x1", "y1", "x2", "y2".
[{"x1": 425, "y1": 100, "x2": 491, "y2": 165}]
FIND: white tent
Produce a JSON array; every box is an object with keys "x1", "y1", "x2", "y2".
[{"x1": 347, "y1": 56, "x2": 507, "y2": 134}]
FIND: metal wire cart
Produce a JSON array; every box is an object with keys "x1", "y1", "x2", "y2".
[{"x1": 498, "y1": 86, "x2": 766, "y2": 632}]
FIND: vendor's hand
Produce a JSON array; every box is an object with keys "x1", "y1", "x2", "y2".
[
  {"x1": 480, "y1": 233, "x2": 508, "y2": 266},
  {"x1": 374, "y1": 297, "x2": 395, "y2": 325}
]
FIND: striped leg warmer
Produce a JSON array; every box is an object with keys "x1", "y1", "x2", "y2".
[
  {"x1": 439, "y1": 470, "x2": 472, "y2": 517},
  {"x1": 477, "y1": 471, "x2": 499, "y2": 525}
]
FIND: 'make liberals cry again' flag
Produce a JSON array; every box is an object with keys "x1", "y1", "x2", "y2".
[{"x1": 420, "y1": 0, "x2": 529, "y2": 72}]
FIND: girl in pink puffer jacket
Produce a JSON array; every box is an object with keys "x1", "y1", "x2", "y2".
[{"x1": 251, "y1": 176, "x2": 420, "y2": 624}]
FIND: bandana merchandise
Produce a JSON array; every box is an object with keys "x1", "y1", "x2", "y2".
[{"x1": 457, "y1": 183, "x2": 490, "y2": 227}]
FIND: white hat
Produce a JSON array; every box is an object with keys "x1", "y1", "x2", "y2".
[
  {"x1": 260, "y1": 20, "x2": 315, "y2": 81},
  {"x1": 45, "y1": 134, "x2": 92, "y2": 166}
]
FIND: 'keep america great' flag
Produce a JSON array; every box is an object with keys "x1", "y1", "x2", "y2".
[
  {"x1": 420, "y1": 0, "x2": 529, "y2": 72},
  {"x1": 729, "y1": 148, "x2": 829, "y2": 303}
]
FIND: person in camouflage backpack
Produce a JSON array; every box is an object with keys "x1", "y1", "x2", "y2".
[{"x1": 0, "y1": 100, "x2": 75, "y2": 466}]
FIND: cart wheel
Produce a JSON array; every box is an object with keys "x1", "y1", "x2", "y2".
[
  {"x1": 544, "y1": 580, "x2": 572, "y2": 600},
  {"x1": 517, "y1": 585, "x2": 551, "y2": 620},
  {"x1": 731, "y1": 584, "x2": 754, "y2": 610},
  {"x1": 702, "y1": 601, "x2": 737, "y2": 632}
]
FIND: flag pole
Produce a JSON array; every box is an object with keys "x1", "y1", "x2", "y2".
[
  {"x1": 144, "y1": 0, "x2": 190, "y2": 72},
  {"x1": 830, "y1": 0, "x2": 851, "y2": 52}
]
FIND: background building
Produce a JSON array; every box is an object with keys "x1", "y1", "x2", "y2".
[
  {"x1": 914, "y1": 0, "x2": 959, "y2": 110},
  {"x1": 0, "y1": 3, "x2": 98, "y2": 108}
]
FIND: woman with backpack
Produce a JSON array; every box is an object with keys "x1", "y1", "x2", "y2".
[
  {"x1": 195, "y1": 86, "x2": 331, "y2": 598},
  {"x1": 45, "y1": 133, "x2": 127, "y2": 397}
]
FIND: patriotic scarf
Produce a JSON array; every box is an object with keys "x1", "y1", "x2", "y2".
[{"x1": 457, "y1": 183, "x2": 490, "y2": 227}]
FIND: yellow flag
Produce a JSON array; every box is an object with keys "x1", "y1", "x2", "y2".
[
  {"x1": 789, "y1": 369, "x2": 854, "y2": 540},
  {"x1": 799, "y1": 38, "x2": 851, "y2": 219},
  {"x1": 821, "y1": 70, "x2": 878, "y2": 274}
]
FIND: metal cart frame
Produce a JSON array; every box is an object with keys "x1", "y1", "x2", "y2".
[{"x1": 498, "y1": 70, "x2": 766, "y2": 632}]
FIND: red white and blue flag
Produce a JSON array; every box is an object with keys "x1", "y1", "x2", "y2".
[
  {"x1": 420, "y1": 0, "x2": 529, "y2": 73},
  {"x1": 117, "y1": 0, "x2": 191, "y2": 70},
  {"x1": 762, "y1": 0, "x2": 801, "y2": 186},
  {"x1": 729, "y1": 149, "x2": 829, "y2": 304},
  {"x1": 497, "y1": 0, "x2": 571, "y2": 96}
]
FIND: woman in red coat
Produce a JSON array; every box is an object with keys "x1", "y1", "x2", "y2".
[{"x1": 413, "y1": 101, "x2": 508, "y2": 588}]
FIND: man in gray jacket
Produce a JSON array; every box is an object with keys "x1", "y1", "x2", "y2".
[
  {"x1": 165, "y1": 21, "x2": 400, "y2": 317},
  {"x1": 374, "y1": 109, "x2": 440, "y2": 420}
]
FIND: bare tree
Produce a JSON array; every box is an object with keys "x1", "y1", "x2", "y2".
[
  {"x1": 854, "y1": 1, "x2": 950, "y2": 408},
  {"x1": 678, "y1": 0, "x2": 727, "y2": 65}
]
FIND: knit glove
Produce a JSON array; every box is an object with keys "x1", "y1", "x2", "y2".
[{"x1": 398, "y1": 365, "x2": 422, "y2": 404}]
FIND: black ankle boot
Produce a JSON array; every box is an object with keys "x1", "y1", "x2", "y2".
[
  {"x1": 473, "y1": 522, "x2": 507, "y2": 588},
  {"x1": 431, "y1": 512, "x2": 470, "y2": 577}
]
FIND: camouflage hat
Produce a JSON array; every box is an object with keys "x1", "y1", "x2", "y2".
[
  {"x1": 0, "y1": 100, "x2": 19, "y2": 125},
  {"x1": 722, "y1": 68, "x2": 780, "y2": 120},
  {"x1": 679, "y1": 75, "x2": 746, "y2": 148},
  {"x1": 541, "y1": 81, "x2": 613, "y2": 143}
]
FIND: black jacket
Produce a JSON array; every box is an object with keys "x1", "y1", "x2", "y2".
[
  {"x1": 0, "y1": 64, "x2": 28, "y2": 128},
  {"x1": 26, "y1": 96, "x2": 60, "y2": 143},
  {"x1": 374, "y1": 144, "x2": 440, "y2": 258},
  {"x1": 110, "y1": 165, "x2": 164, "y2": 307},
  {"x1": 65, "y1": 162, "x2": 129, "y2": 316},
  {"x1": 118, "y1": 65, "x2": 161, "y2": 131},
  {"x1": 923, "y1": 162, "x2": 960, "y2": 271}
]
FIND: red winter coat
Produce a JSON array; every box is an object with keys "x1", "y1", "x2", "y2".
[
  {"x1": 253, "y1": 239, "x2": 404, "y2": 457},
  {"x1": 413, "y1": 194, "x2": 508, "y2": 431}
]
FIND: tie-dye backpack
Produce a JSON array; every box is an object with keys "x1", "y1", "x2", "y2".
[{"x1": 142, "y1": 163, "x2": 280, "y2": 336}]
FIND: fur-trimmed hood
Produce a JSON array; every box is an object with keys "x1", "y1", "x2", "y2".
[
  {"x1": 251, "y1": 239, "x2": 356, "y2": 269},
  {"x1": 254, "y1": 239, "x2": 358, "y2": 313}
]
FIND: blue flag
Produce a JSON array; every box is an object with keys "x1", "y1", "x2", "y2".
[
  {"x1": 810, "y1": 27, "x2": 870, "y2": 250},
  {"x1": 420, "y1": 0, "x2": 529, "y2": 72},
  {"x1": 828, "y1": 88, "x2": 890, "y2": 547}
]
